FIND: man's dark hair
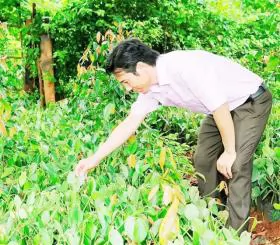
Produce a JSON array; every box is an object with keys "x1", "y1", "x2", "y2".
[{"x1": 106, "y1": 39, "x2": 160, "y2": 74}]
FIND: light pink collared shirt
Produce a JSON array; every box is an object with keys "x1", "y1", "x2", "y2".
[{"x1": 130, "y1": 50, "x2": 263, "y2": 116}]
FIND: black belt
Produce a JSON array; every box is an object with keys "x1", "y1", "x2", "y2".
[{"x1": 245, "y1": 83, "x2": 266, "y2": 103}]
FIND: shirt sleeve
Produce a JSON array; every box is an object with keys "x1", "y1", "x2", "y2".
[
  {"x1": 181, "y1": 65, "x2": 227, "y2": 113},
  {"x1": 130, "y1": 93, "x2": 160, "y2": 116}
]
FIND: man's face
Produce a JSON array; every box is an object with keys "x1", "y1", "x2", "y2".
[{"x1": 114, "y1": 63, "x2": 152, "y2": 94}]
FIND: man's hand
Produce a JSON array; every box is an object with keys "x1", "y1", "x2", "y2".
[
  {"x1": 217, "y1": 151, "x2": 236, "y2": 179},
  {"x1": 74, "y1": 157, "x2": 100, "y2": 177},
  {"x1": 74, "y1": 113, "x2": 145, "y2": 179}
]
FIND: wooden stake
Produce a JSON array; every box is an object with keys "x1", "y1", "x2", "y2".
[
  {"x1": 37, "y1": 60, "x2": 45, "y2": 107},
  {"x1": 38, "y1": 34, "x2": 55, "y2": 104}
]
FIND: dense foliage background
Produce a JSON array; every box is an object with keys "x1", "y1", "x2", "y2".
[{"x1": 0, "y1": 0, "x2": 279, "y2": 244}]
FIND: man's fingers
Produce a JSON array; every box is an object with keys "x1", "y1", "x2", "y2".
[
  {"x1": 75, "y1": 163, "x2": 85, "y2": 176},
  {"x1": 221, "y1": 165, "x2": 230, "y2": 179},
  {"x1": 227, "y1": 166, "x2": 233, "y2": 179}
]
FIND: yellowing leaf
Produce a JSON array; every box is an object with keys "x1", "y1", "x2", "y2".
[
  {"x1": 219, "y1": 181, "x2": 225, "y2": 192},
  {"x1": 148, "y1": 184, "x2": 159, "y2": 202},
  {"x1": 219, "y1": 181, "x2": 228, "y2": 196},
  {"x1": 128, "y1": 135, "x2": 136, "y2": 144},
  {"x1": 159, "y1": 147, "x2": 166, "y2": 170},
  {"x1": 127, "y1": 154, "x2": 136, "y2": 168},
  {"x1": 9, "y1": 127, "x2": 17, "y2": 138},
  {"x1": 96, "y1": 46, "x2": 101, "y2": 55},
  {"x1": 250, "y1": 217, "x2": 258, "y2": 232},
  {"x1": 159, "y1": 197, "x2": 180, "y2": 245},
  {"x1": 110, "y1": 194, "x2": 118, "y2": 205},
  {"x1": 96, "y1": 32, "x2": 102, "y2": 43},
  {"x1": 0, "y1": 120, "x2": 7, "y2": 136},
  {"x1": 167, "y1": 148, "x2": 176, "y2": 169},
  {"x1": 173, "y1": 185, "x2": 185, "y2": 204},
  {"x1": 162, "y1": 185, "x2": 173, "y2": 206}
]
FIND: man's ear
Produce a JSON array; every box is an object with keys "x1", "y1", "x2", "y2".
[{"x1": 136, "y1": 62, "x2": 146, "y2": 73}]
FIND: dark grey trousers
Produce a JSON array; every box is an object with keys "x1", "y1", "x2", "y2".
[{"x1": 194, "y1": 89, "x2": 272, "y2": 233}]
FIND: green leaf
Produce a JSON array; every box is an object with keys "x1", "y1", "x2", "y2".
[
  {"x1": 134, "y1": 217, "x2": 149, "y2": 243},
  {"x1": 40, "y1": 229, "x2": 52, "y2": 245},
  {"x1": 265, "y1": 56, "x2": 279, "y2": 71},
  {"x1": 18, "y1": 208, "x2": 28, "y2": 219},
  {"x1": 1, "y1": 167, "x2": 14, "y2": 178},
  {"x1": 273, "y1": 203, "x2": 280, "y2": 210},
  {"x1": 150, "y1": 218, "x2": 162, "y2": 237},
  {"x1": 184, "y1": 204, "x2": 199, "y2": 221},
  {"x1": 70, "y1": 206, "x2": 83, "y2": 225},
  {"x1": 85, "y1": 221, "x2": 97, "y2": 240},
  {"x1": 239, "y1": 231, "x2": 251, "y2": 244},
  {"x1": 124, "y1": 216, "x2": 148, "y2": 243},
  {"x1": 103, "y1": 103, "x2": 115, "y2": 120},
  {"x1": 109, "y1": 228, "x2": 124, "y2": 245},
  {"x1": 124, "y1": 216, "x2": 135, "y2": 241},
  {"x1": 267, "y1": 161, "x2": 274, "y2": 176},
  {"x1": 14, "y1": 195, "x2": 22, "y2": 210},
  {"x1": 274, "y1": 147, "x2": 280, "y2": 159},
  {"x1": 19, "y1": 171, "x2": 27, "y2": 187},
  {"x1": 189, "y1": 186, "x2": 200, "y2": 203},
  {"x1": 252, "y1": 186, "x2": 261, "y2": 200},
  {"x1": 41, "y1": 210, "x2": 50, "y2": 224}
]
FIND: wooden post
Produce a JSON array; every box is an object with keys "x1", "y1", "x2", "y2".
[
  {"x1": 37, "y1": 60, "x2": 45, "y2": 107},
  {"x1": 38, "y1": 34, "x2": 55, "y2": 104}
]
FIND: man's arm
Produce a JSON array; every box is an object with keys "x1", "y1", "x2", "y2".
[
  {"x1": 75, "y1": 112, "x2": 146, "y2": 176},
  {"x1": 213, "y1": 103, "x2": 236, "y2": 179}
]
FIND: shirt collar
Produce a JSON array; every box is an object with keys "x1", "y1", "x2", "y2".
[{"x1": 149, "y1": 54, "x2": 170, "y2": 93}]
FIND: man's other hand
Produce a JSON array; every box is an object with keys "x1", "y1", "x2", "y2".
[{"x1": 217, "y1": 151, "x2": 236, "y2": 179}]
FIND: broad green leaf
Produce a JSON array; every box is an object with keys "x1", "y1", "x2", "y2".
[
  {"x1": 65, "y1": 227, "x2": 80, "y2": 245},
  {"x1": 18, "y1": 208, "x2": 28, "y2": 219},
  {"x1": 124, "y1": 216, "x2": 135, "y2": 241},
  {"x1": 103, "y1": 103, "x2": 115, "y2": 120},
  {"x1": 217, "y1": 210, "x2": 229, "y2": 224},
  {"x1": 150, "y1": 218, "x2": 163, "y2": 237},
  {"x1": 41, "y1": 210, "x2": 50, "y2": 224},
  {"x1": 19, "y1": 171, "x2": 27, "y2": 187},
  {"x1": 14, "y1": 195, "x2": 22, "y2": 210},
  {"x1": 70, "y1": 206, "x2": 83, "y2": 225},
  {"x1": 124, "y1": 216, "x2": 148, "y2": 243},
  {"x1": 40, "y1": 229, "x2": 52, "y2": 245},
  {"x1": 1, "y1": 167, "x2": 14, "y2": 178},
  {"x1": 85, "y1": 221, "x2": 97, "y2": 240},
  {"x1": 267, "y1": 161, "x2": 274, "y2": 176},
  {"x1": 189, "y1": 186, "x2": 200, "y2": 203},
  {"x1": 109, "y1": 228, "x2": 123, "y2": 245},
  {"x1": 239, "y1": 231, "x2": 251, "y2": 245},
  {"x1": 27, "y1": 192, "x2": 36, "y2": 206},
  {"x1": 184, "y1": 204, "x2": 199, "y2": 221},
  {"x1": 134, "y1": 217, "x2": 149, "y2": 243}
]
